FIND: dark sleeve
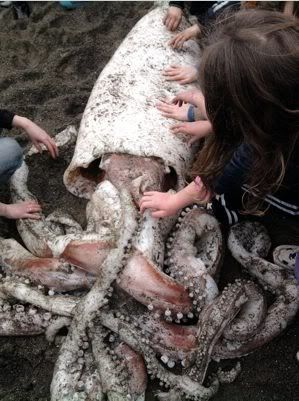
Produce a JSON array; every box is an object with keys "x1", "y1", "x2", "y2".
[
  {"x1": 0, "y1": 109, "x2": 15, "y2": 129},
  {"x1": 213, "y1": 143, "x2": 253, "y2": 195},
  {"x1": 169, "y1": 1, "x2": 185, "y2": 10}
]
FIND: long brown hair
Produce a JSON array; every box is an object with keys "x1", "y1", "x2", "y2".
[{"x1": 192, "y1": 10, "x2": 299, "y2": 215}]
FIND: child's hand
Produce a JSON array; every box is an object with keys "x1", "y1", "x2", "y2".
[
  {"x1": 1, "y1": 201, "x2": 42, "y2": 219},
  {"x1": 140, "y1": 191, "x2": 180, "y2": 218},
  {"x1": 157, "y1": 99, "x2": 189, "y2": 121},
  {"x1": 163, "y1": 6, "x2": 183, "y2": 31},
  {"x1": 171, "y1": 120, "x2": 213, "y2": 145},
  {"x1": 172, "y1": 89, "x2": 201, "y2": 107},
  {"x1": 162, "y1": 65, "x2": 199, "y2": 85},
  {"x1": 12, "y1": 116, "x2": 58, "y2": 159},
  {"x1": 169, "y1": 24, "x2": 201, "y2": 49}
]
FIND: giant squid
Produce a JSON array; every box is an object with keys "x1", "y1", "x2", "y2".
[{"x1": 0, "y1": 5, "x2": 297, "y2": 401}]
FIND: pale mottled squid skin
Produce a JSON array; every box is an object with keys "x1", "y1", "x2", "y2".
[{"x1": 0, "y1": 5, "x2": 297, "y2": 401}]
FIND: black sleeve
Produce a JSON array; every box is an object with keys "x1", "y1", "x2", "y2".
[
  {"x1": 169, "y1": 1, "x2": 185, "y2": 10},
  {"x1": 0, "y1": 109, "x2": 15, "y2": 129},
  {"x1": 213, "y1": 143, "x2": 253, "y2": 195}
]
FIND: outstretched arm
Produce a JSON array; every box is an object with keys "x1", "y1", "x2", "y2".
[
  {"x1": 140, "y1": 178, "x2": 212, "y2": 218},
  {"x1": 0, "y1": 200, "x2": 42, "y2": 219},
  {"x1": 162, "y1": 64, "x2": 199, "y2": 85},
  {"x1": 12, "y1": 115, "x2": 58, "y2": 159},
  {"x1": 163, "y1": 5, "x2": 184, "y2": 31},
  {"x1": 169, "y1": 24, "x2": 201, "y2": 49}
]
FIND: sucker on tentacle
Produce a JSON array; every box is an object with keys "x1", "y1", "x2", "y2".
[
  {"x1": 91, "y1": 325, "x2": 147, "y2": 401},
  {"x1": 164, "y1": 209, "x2": 222, "y2": 313},
  {"x1": 50, "y1": 189, "x2": 139, "y2": 401},
  {"x1": 185, "y1": 280, "x2": 247, "y2": 384}
]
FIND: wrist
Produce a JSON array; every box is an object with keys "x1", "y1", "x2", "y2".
[
  {"x1": 191, "y1": 24, "x2": 201, "y2": 36},
  {"x1": 12, "y1": 115, "x2": 31, "y2": 130},
  {"x1": 174, "y1": 183, "x2": 199, "y2": 209},
  {"x1": 0, "y1": 203, "x2": 9, "y2": 218}
]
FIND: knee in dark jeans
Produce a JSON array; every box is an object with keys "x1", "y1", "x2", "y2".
[{"x1": 0, "y1": 137, "x2": 23, "y2": 183}]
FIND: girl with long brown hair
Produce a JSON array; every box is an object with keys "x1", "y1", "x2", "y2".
[{"x1": 140, "y1": 9, "x2": 299, "y2": 227}]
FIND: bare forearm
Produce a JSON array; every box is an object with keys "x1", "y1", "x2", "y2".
[
  {"x1": 12, "y1": 115, "x2": 32, "y2": 130},
  {"x1": 0, "y1": 203, "x2": 8, "y2": 218},
  {"x1": 174, "y1": 180, "x2": 211, "y2": 209},
  {"x1": 193, "y1": 92, "x2": 207, "y2": 120}
]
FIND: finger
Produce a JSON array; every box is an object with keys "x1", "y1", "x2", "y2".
[
  {"x1": 140, "y1": 201, "x2": 155, "y2": 214},
  {"x1": 176, "y1": 38, "x2": 186, "y2": 49},
  {"x1": 163, "y1": 66, "x2": 178, "y2": 74},
  {"x1": 33, "y1": 141, "x2": 43, "y2": 154},
  {"x1": 157, "y1": 104, "x2": 173, "y2": 113},
  {"x1": 156, "y1": 99, "x2": 172, "y2": 107},
  {"x1": 45, "y1": 138, "x2": 58, "y2": 159},
  {"x1": 143, "y1": 191, "x2": 158, "y2": 196},
  {"x1": 168, "y1": 36, "x2": 176, "y2": 46},
  {"x1": 25, "y1": 200, "x2": 40, "y2": 206},
  {"x1": 164, "y1": 16, "x2": 171, "y2": 29},
  {"x1": 171, "y1": 36, "x2": 182, "y2": 49},
  {"x1": 169, "y1": 19, "x2": 175, "y2": 32},
  {"x1": 49, "y1": 137, "x2": 59, "y2": 157},
  {"x1": 151, "y1": 210, "x2": 167, "y2": 218},
  {"x1": 164, "y1": 75, "x2": 180, "y2": 82},
  {"x1": 170, "y1": 123, "x2": 183, "y2": 130},
  {"x1": 161, "y1": 112, "x2": 176, "y2": 119},
  {"x1": 23, "y1": 213, "x2": 42, "y2": 220},
  {"x1": 27, "y1": 205, "x2": 42, "y2": 213},
  {"x1": 178, "y1": 78, "x2": 192, "y2": 85},
  {"x1": 163, "y1": 69, "x2": 180, "y2": 77},
  {"x1": 172, "y1": 20, "x2": 179, "y2": 31},
  {"x1": 188, "y1": 137, "x2": 200, "y2": 146}
]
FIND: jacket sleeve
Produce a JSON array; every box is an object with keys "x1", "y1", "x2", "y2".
[
  {"x1": 0, "y1": 109, "x2": 15, "y2": 129},
  {"x1": 213, "y1": 143, "x2": 253, "y2": 195}
]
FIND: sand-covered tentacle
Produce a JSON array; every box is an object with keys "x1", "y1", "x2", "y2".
[
  {"x1": 54, "y1": 180, "x2": 124, "y2": 274},
  {"x1": 165, "y1": 209, "x2": 222, "y2": 312},
  {"x1": 10, "y1": 162, "x2": 63, "y2": 257},
  {"x1": 186, "y1": 280, "x2": 247, "y2": 384},
  {"x1": 50, "y1": 190, "x2": 138, "y2": 401},
  {"x1": 0, "y1": 237, "x2": 95, "y2": 292},
  {"x1": 213, "y1": 279, "x2": 299, "y2": 359},
  {"x1": 222, "y1": 281, "x2": 267, "y2": 341},
  {"x1": 97, "y1": 310, "x2": 220, "y2": 401},
  {"x1": 91, "y1": 325, "x2": 147, "y2": 401},
  {"x1": 76, "y1": 347, "x2": 105, "y2": 401},
  {"x1": 0, "y1": 303, "x2": 48, "y2": 336},
  {"x1": 118, "y1": 251, "x2": 192, "y2": 315},
  {"x1": 0, "y1": 279, "x2": 79, "y2": 316},
  {"x1": 228, "y1": 222, "x2": 285, "y2": 291},
  {"x1": 99, "y1": 307, "x2": 197, "y2": 364},
  {"x1": 129, "y1": 312, "x2": 197, "y2": 364}
]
